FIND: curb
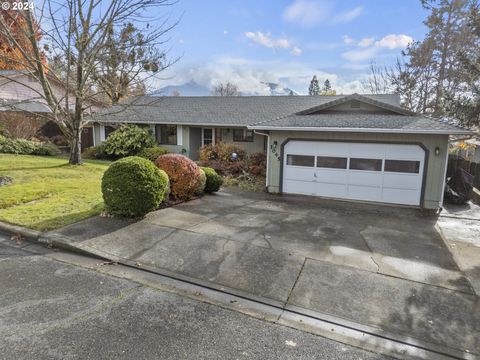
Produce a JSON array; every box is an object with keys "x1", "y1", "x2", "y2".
[
  {"x1": 43, "y1": 235, "x2": 477, "y2": 360},
  {"x1": 0, "y1": 221, "x2": 42, "y2": 241}
]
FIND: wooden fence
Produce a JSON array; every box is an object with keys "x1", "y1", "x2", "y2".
[{"x1": 447, "y1": 155, "x2": 480, "y2": 189}]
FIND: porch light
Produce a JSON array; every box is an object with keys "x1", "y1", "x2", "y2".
[{"x1": 435, "y1": 147, "x2": 440, "y2": 156}]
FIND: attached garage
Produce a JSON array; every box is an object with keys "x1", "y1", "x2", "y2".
[
  {"x1": 282, "y1": 141, "x2": 425, "y2": 206},
  {"x1": 248, "y1": 93, "x2": 473, "y2": 210}
]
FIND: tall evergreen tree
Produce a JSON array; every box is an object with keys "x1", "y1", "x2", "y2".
[
  {"x1": 308, "y1": 75, "x2": 320, "y2": 95},
  {"x1": 322, "y1": 79, "x2": 331, "y2": 92},
  {"x1": 445, "y1": 3, "x2": 480, "y2": 126},
  {"x1": 392, "y1": 0, "x2": 475, "y2": 117}
]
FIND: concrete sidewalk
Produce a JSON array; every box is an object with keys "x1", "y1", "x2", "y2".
[{"x1": 42, "y1": 190, "x2": 480, "y2": 357}]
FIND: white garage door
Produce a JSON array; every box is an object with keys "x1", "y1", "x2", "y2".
[{"x1": 283, "y1": 141, "x2": 425, "y2": 206}]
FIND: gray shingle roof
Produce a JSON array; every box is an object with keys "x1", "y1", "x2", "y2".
[
  {"x1": 93, "y1": 94, "x2": 400, "y2": 126},
  {"x1": 248, "y1": 113, "x2": 471, "y2": 134},
  {"x1": 93, "y1": 94, "x2": 473, "y2": 134},
  {"x1": 0, "y1": 99, "x2": 51, "y2": 113}
]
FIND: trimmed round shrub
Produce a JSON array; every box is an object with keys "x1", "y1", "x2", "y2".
[
  {"x1": 102, "y1": 156, "x2": 169, "y2": 217},
  {"x1": 201, "y1": 167, "x2": 223, "y2": 193},
  {"x1": 154, "y1": 154, "x2": 202, "y2": 200},
  {"x1": 195, "y1": 168, "x2": 207, "y2": 195},
  {"x1": 138, "y1": 146, "x2": 169, "y2": 162}
]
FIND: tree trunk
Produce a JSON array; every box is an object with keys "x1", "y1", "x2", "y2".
[{"x1": 69, "y1": 124, "x2": 82, "y2": 165}]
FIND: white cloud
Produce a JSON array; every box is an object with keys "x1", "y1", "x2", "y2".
[
  {"x1": 358, "y1": 37, "x2": 374, "y2": 47},
  {"x1": 332, "y1": 6, "x2": 363, "y2": 24},
  {"x1": 153, "y1": 57, "x2": 368, "y2": 96},
  {"x1": 245, "y1": 31, "x2": 291, "y2": 49},
  {"x1": 342, "y1": 35, "x2": 354, "y2": 45},
  {"x1": 290, "y1": 47, "x2": 303, "y2": 56},
  {"x1": 341, "y1": 34, "x2": 414, "y2": 62},
  {"x1": 283, "y1": 0, "x2": 330, "y2": 27},
  {"x1": 375, "y1": 34, "x2": 413, "y2": 49},
  {"x1": 244, "y1": 31, "x2": 302, "y2": 56},
  {"x1": 342, "y1": 47, "x2": 377, "y2": 62}
]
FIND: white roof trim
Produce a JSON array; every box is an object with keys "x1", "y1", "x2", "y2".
[{"x1": 247, "y1": 125, "x2": 474, "y2": 135}]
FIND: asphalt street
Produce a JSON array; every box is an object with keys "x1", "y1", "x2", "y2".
[{"x1": 0, "y1": 233, "x2": 391, "y2": 360}]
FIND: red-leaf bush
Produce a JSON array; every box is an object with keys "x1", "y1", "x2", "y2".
[
  {"x1": 247, "y1": 152, "x2": 266, "y2": 176},
  {"x1": 199, "y1": 142, "x2": 246, "y2": 162},
  {"x1": 155, "y1": 153, "x2": 203, "y2": 200}
]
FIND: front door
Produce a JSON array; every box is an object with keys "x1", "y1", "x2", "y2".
[
  {"x1": 81, "y1": 127, "x2": 94, "y2": 149},
  {"x1": 202, "y1": 128, "x2": 215, "y2": 146},
  {"x1": 189, "y1": 127, "x2": 202, "y2": 160}
]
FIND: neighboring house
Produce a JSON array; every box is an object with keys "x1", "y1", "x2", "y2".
[
  {"x1": 0, "y1": 70, "x2": 102, "y2": 147},
  {"x1": 93, "y1": 93, "x2": 474, "y2": 209}
]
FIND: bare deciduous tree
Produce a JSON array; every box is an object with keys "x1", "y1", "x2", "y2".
[
  {"x1": 212, "y1": 82, "x2": 240, "y2": 96},
  {"x1": 0, "y1": 0, "x2": 178, "y2": 164},
  {"x1": 362, "y1": 61, "x2": 395, "y2": 94}
]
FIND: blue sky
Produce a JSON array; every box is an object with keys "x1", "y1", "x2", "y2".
[{"x1": 155, "y1": 0, "x2": 429, "y2": 94}]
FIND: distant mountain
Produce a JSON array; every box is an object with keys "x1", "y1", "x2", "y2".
[
  {"x1": 150, "y1": 80, "x2": 210, "y2": 96},
  {"x1": 260, "y1": 82, "x2": 299, "y2": 96},
  {"x1": 150, "y1": 80, "x2": 299, "y2": 96}
]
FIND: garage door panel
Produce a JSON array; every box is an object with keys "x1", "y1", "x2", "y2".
[
  {"x1": 383, "y1": 173, "x2": 422, "y2": 190},
  {"x1": 284, "y1": 179, "x2": 316, "y2": 196},
  {"x1": 348, "y1": 172, "x2": 383, "y2": 187},
  {"x1": 385, "y1": 144, "x2": 424, "y2": 159},
  {"x1": 315, "y1": 182, "x2": 348, "y2": 197},
  {"x1": 349, "y1": 143, "x2": 386, "y2": 158},
  {"x1": 382, "y1": 188, "x2": 420, "y2": 205},
  {"x1": 348, "y1": 185, "x2": 382, "y2": 202},
  {"x1": 284, "y1": 167, "x2": 314, "y2": 181},
  {"x1": 316, "y1": 142, "x2": 350, "y2": 157},
  {"x1": 283, "y1": 141, "x2": 424, "y2": 206},
  {"x1": 285, "y1": 141, "x2": 318, "y2": 154},
  {"x1": 314, "y1": 169, "x2": 348, "y2": 183}
]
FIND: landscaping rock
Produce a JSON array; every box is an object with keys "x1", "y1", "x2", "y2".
[{"x1": 0, "y1": 176, "x2": 12, "y2": 186}]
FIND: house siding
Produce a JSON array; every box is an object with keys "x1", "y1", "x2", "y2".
[
  {"x1": 266, "y1": 131, "x2": 449, "y2": 209},
  {"x1": 219, "y1": 128, "x2": 265, "y2": 154}
]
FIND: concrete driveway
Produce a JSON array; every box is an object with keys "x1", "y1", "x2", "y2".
[{"x1": 50, "y1": 188, "x2": 480, "y2": 355}]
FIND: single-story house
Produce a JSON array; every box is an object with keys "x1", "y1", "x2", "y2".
[{"x1": 93, "y1": 93, "x2": 474, "y2": 209}]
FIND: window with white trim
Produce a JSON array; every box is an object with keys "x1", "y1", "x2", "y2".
[{"x1": 233, "y1": 129, "x2": 254, "y2": 142}]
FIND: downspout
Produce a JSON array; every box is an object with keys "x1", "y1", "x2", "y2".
[
  {"x1": 440, "y1": 136, "x2": 451, "y2": 209},
  {"x1": 253, "y1": 130, "x2": 270, "y2": 191}
]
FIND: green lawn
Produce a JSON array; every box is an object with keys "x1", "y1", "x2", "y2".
[{"x1": 0, "y1": 154, "x2": 110, "y2": 231}]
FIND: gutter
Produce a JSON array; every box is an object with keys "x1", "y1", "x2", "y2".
[
  {"x1": 253, "y1": 130, "x2": 270, "y2": 190},
  {"x1": 247, "y1": 126, "x2": 474, "y2": 136}
]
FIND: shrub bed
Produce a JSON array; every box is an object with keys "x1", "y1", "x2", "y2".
[
  {"x1": 102, "y1": 156, "x2": 169, "y2": 217},
  {"x1": 201, "y1": 167, "x2": 223, "y2": 192},
  {"x1": 0, "y1": 135, "x2": 60, "y2": 156},
  {"x1": 155, "y1": 153, "x2": 203, "y2": 200},
  {"x1": 195, "y1": 168, "x2": 207, "y2": 195},
  {"x1": 138, "y1": 146, "x2": 169, "y2": 162},
  {"x1": 103, "y1": 124, "x2": 155, "y2": 158}
]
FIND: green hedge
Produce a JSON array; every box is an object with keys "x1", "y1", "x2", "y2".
[
  {"x1": 138, "y1": 146, "x2": 169, "y2": 162},
  {"x1": 102, "y1": 156, "x2": 169, "y2": 217},
  {"x1": 195, "y1": 168, "x2": 207, "y2": 195},
  {"x1": 0, "y1": 135, "x2": 60, "y2": 156},
  {"x1": 103, "y1": 124, "x2": 155, "y2": 158},
  {"x1": 201, "y1": 167, "x2": 223, "y2": 193}
]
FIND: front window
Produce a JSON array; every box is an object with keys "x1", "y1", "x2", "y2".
[
  {"x1": 202, "y1": 128, "x2": 214, "y2": 146},
  {"x1": 233, "y1": 129, "x2": 254, "y2": 142},
  {"x1": 157, "y1": 125, "x2": 177, "y2": 145}
]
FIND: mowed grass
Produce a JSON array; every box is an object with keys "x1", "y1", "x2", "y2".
[{"x1": 0, "y1": 154, "x2": 110, "y2": 231}]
